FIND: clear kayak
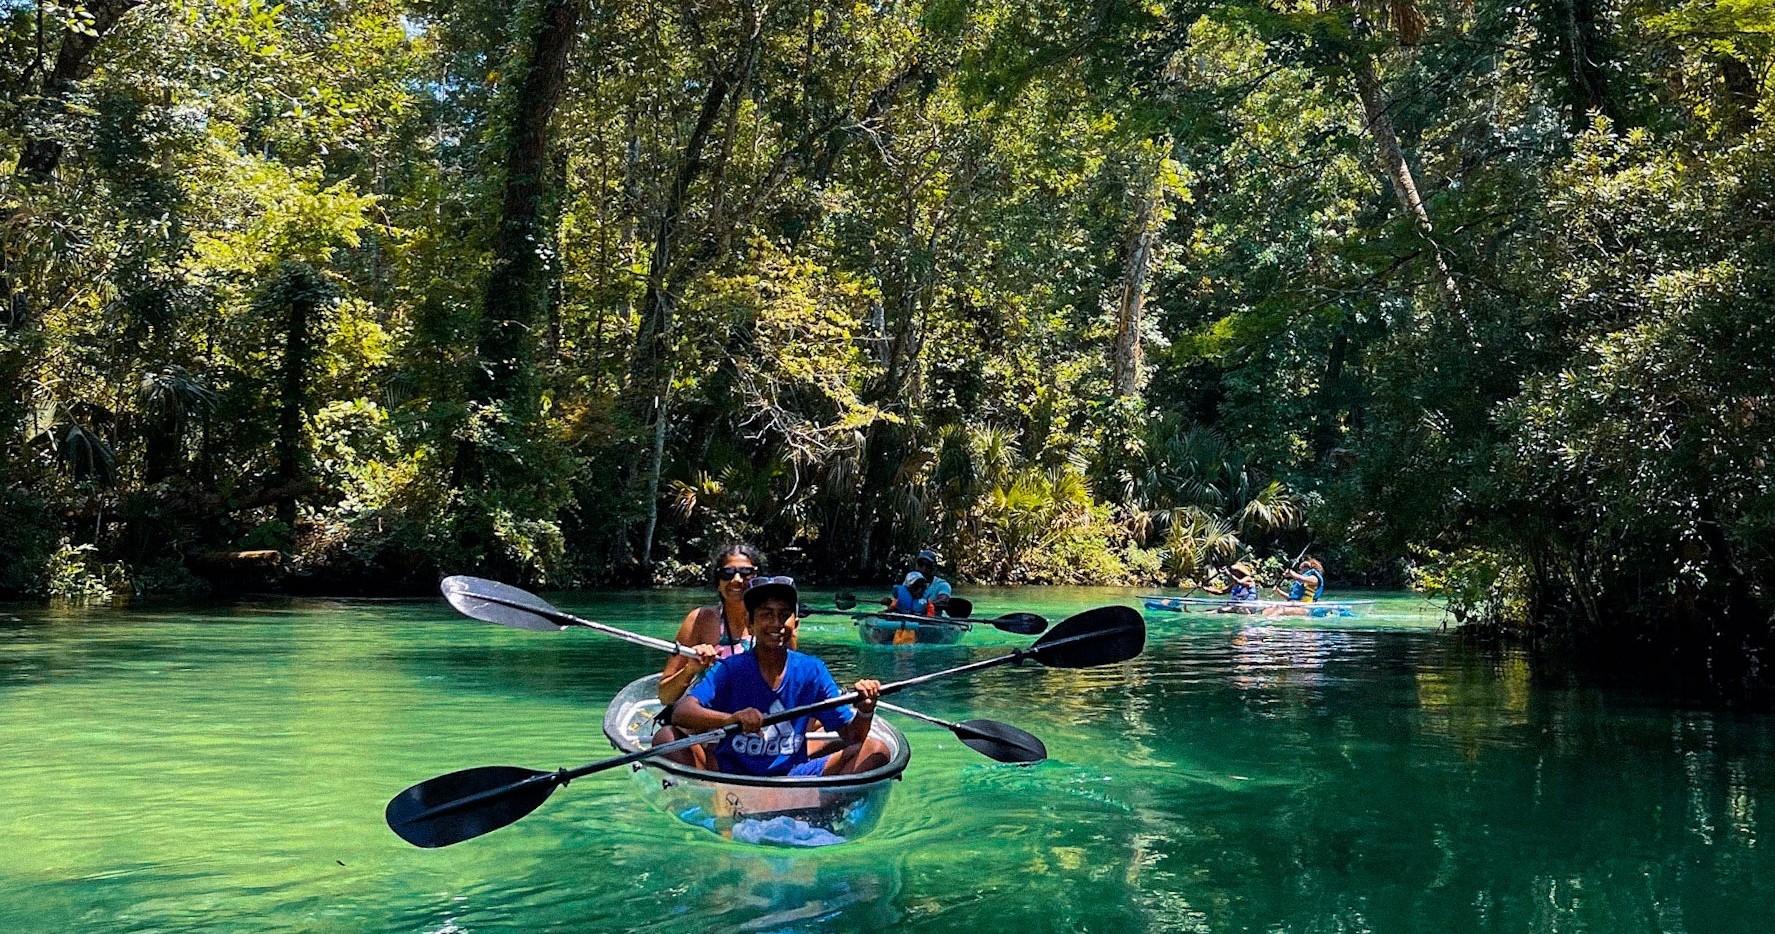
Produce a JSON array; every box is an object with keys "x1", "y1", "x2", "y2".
[
  {"x1": 600, "y1": 674, "x2": 911, "y2": 847},
  {"x1": 1141, "y1": 595, "x2": 1375, "y2": 616},
  {"x1": 857, "y1": 614, "x2": 968, "y2": 645}
]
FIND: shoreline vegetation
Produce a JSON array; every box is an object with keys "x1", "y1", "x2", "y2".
[{"x1": 3, "y1": 0, "x2": 1770, "y2": 693}]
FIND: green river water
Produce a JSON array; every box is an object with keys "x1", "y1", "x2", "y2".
[{"x1": 2, "y1": 588, "x2": 1771, "y2": 932}]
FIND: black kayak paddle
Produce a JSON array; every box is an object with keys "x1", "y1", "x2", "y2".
[
  {"x1": 871, "y1": 703, "x2": 1046, "y2": 764},
  {"x1": 387, "y1": 596, "x2": 1143, "y2": 848},
  {"x1": 807, "y1": 592, "x2": 1046, "y2": 636},
  {"x1": 437, "y1": 577, "x2": 1048, "y2": 765}
]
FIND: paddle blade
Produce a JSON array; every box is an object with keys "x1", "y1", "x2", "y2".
[
  {"x1": 1030, "y1": 606, "x2": 1145, "y2": 668},
  {"x1": 441, "y1": 576, "x2": 565, "y2": 632},
  {"x1": 955, "y1": 719, "x2": 1047, "y2": 764},
  {"x1": 386, "y1": 765, "x2": 557, "y2": 848},
  {"x1": 946, "y1": 597, "x2": 974, "y2": 618},
  {"x1": 990, "y1": 612, "x2": 1048, "y2": 636},
  {"x1": 834, "y1": 592, "x2": 858, "y2": 610}
]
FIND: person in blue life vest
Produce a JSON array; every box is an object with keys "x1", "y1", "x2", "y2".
[
  {"x1": 1264, "y1": 558, "x2": 1327, "y2": 618},
  {"x1": 914, "y1": 549, "x2": 954, "y2": 615},
  {"x1": 884, "y1": 571, "x2": 932, "y2": 616},
  {"x1": 662, "y1": 576, "x2": 890, "y2": 777},
  {"x1": 1202, "y1": 563, "x2": 1262, "y2": 614}
]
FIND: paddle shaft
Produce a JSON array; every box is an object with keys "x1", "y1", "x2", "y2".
[
  {"x1": 804, "y1": 607, "x2": 963, "y2": 623},
  {"x1": 462, "y1": 589, "x2": 975, "y2": 652},
  {"x1": 467, "y1": 584, "x2": 1081, "y2": 699},
  {"x1": 461, "y1": 596, "x2": 1029, "y2": 742},
  {"x1": 464, "y1": 590, "x2": 686, "y2": 653},
  {"x1": 875, "y1": 700, "x2": 962, "y2": 731},
  {"x1": 403, "y1": 624, "x2": 1107, "y2": 824},
  {"x1": 804, "y1": 606, "x2": 1048, "y2": 634},
  {"x1": 860, "y1": 612, "x2": 969, "y2": 630}
]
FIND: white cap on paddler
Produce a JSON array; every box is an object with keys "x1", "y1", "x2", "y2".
[{"x1": 903, "y1": 571, "x2": 925, "y2": 587}]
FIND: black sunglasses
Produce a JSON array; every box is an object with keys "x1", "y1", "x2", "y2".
[{"x1": 717, "y1": 566, "x2": 760, "y2": 580}]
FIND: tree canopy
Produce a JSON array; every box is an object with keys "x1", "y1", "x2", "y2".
[{"x1": 3, "y1": 0, "x2": 1771, "y2": 687}]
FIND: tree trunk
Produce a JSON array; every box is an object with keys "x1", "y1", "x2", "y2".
[
  {"x1": 1719, "y1": 56, "x2": 1760, "y2": 137},
  {"x1": 1112, "y1": 170, "x2": 1163, "y2": 398},
  {"x1": 708, "y1": 33, "x2": 760, "y2": 257},
  {"x1": 474, "y1": 0, "x2": 585, "y2": 413},
  {"x1": 452, "y1": 0, "x2": 583, "y2": 494},
  {"x1": 1693, "y1": 500, "x2": 1765, "y2": 689},
  {"x1": 622, "y1": 70, "x2": 735, "y2": 571},
  {"x1": 1549, "y1": 0, "x2": 1615, "y2": 133},
  {"x1": 267, "y1": 263, "x2": 328, "y2": 534},
  {"x1": 1350, "y1": 55, "x2": 1464, "y2": 316},
  {"x1": 1313, "y1": 330, "x2": 1349, "y2": 460}
]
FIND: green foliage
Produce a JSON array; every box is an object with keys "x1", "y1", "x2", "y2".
[
  {"x1": 1407, "y1": 549, "x2": 1528, "y2": 629},
  {"x1": 1, "y1": 0, "x2": 1771, "y2": 690},
  {"x1": 46, "y1": 542, "x2": 128, "y2": 600}
]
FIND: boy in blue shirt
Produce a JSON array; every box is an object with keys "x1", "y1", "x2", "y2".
[{"x1": 669, "y1": 577, "x2": 889, "y2": 777}]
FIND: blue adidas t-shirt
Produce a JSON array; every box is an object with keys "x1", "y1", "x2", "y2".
[{"x1": 688, "y1": 650, "x2": 856, "y2": 776}]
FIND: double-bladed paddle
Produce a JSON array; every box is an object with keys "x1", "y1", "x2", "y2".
[
  {"x1": 806, "y1": 592, "x2": 1047, "y2": 636},
  {"x1": 387, "y1": 594, "x2": 1144, "y2": 848},
  {"x1": 437, "y1": 577, "x2": 1047, "y2": 765}
]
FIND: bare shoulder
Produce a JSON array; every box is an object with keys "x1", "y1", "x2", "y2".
[{"x1": 674, "y1": 604, "x2": 719, "y2": 642}]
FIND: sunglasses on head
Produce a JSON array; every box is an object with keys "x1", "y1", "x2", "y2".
[
  {"x1": 745, "y1": 575, "x2": 795, "y2": 589},
  {"x1": 716, "y1": 566, "x2": 760, "y2": 580}
]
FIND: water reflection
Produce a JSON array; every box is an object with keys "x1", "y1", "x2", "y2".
[
  {"x1": 1226, "y1": 626, "x2": 1352, "y2": 692},
  {"x1": 682, "y1": 856, "x2": 901, "y2": 933}
]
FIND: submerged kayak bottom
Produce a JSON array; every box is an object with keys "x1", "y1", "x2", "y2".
[{"x1": 857, "y1": 617, "x2": 966, "y2": 645}]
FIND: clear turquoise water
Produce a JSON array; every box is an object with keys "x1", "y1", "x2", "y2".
[{"x1": 2, "y1": 588, "x2": 1771, "y2": 932}]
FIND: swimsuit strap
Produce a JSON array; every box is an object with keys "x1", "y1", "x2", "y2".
[{"x1": 716, "y1": 603, "x2": 752, "y2": 651}]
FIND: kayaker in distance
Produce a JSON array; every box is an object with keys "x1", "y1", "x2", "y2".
[
  {"x1": 883, "y1": 571, "x2": 933, "y2": 616},
  {"x1": 661, "y1": 576, "x2": 890, "y2": 777},
  {"x1": 1202, "y1": 563, "x2": 1262, "y2": 613},
  {"x1": 658, "y1": 542, "x2": 769, "y2": 705},
  {"x1": 1264, "y1": 558, "x2": 1327, "y2": 618},
  {"x1": 914, "y1": 548, "x2": 954, "y2": 614}
]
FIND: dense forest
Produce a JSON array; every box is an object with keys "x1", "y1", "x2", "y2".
[{"x1": 2, "y1": 0, "x2": 1771, "y2": 684}]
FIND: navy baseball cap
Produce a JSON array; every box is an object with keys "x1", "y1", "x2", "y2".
[{"x1": 743, "y1": 576, "x2": 799, "y2": 612}]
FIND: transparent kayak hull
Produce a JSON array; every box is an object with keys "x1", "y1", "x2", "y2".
[
  {"x1": 1141, "y1": 595, "x2": 1370, "y2": 616},
  {"x1": 857, "y1": 616, "x2": 967, "y2": 645},
  {"x1": 601, "y1": 674, "x2": 910, "y2": 847}
]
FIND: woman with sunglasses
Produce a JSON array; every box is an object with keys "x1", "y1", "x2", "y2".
[{"x1": 657, "y1": 542, "x2": 772, "y2": 704}]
